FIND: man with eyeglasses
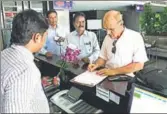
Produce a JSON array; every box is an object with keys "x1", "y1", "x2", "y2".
[{"x1": 88, "y1": 10, "x2": 148, "y2": 77}]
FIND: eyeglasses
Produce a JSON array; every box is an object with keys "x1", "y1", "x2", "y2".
[
  {"x1": 105, "y1": 20, "x2": 123, "y2": 33},
  {"x1": 112, "y1": 40, "x2": 117, "y2": 54}
]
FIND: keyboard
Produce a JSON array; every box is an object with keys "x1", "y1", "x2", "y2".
[
  {"x1": 62, "y1": 94, "x2": 76, "y2": 103},
  {"x1": 70, "y1": 100, "x2": 99, "y2": 113}
]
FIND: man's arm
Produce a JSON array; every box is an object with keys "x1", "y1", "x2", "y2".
[
  {"x1": 111, "y1": 62, "x2": 144, "y2": 75},
  {"x1": 88, "y1": 33, "x2": 100, "y2": 63},
  {"x1": 88, "y1": 57, "x2": 106, "y2": 72},
  {"x1": 3, "y1": 68, "x2": 34, "y2": 113},
  {"x1": 38, "y1": 35, "x2": 48, "y2": 55},
  {"x1": 95, "y1": 57, "x2": 106, "y2": 68},
  {"x1": 88, "y1": 35, "x2": 107, "y2": 72},
  {"x1": 97, "y1": 62, "x2": 144, "y2": 76},
  {"x1": 38, "y1": 37, "x2": 53, "y2": 57}
]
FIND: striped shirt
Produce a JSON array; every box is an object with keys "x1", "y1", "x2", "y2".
[{"x1": 1, "y1": 45, "x2": 50, "y2": 113}]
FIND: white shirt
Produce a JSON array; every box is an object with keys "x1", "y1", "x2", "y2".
[
  {"x1": 64, "y1": 30, "x2": 100, "y2": 63},
  {"x1": 40, "y1": 25, "x2": 66, "y2": 56},
  {"x1": 100, "y1": 28, "x2": 148, "y2": 76},
  {"x1": 1, "y1": 45, "x2": 50, "y2": 113}
]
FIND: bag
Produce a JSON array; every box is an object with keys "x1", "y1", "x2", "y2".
[{"x1": 134, "y1": 67, "x2": 167, "y2": 96}]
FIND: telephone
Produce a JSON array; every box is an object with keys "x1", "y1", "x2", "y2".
[{"x1": 50, "y1": 86, "x2": 103, "y2": 113}]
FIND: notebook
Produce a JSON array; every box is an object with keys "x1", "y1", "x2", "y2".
[{"x1": 70, "y1": 71, "x2": 107, "y2": 87}]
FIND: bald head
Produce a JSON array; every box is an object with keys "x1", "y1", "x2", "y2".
[
  {"x1": 103, "y1": 10, "x2": 123, "y2": 29},
  {"x1": 103, "y1": 10, "x2": 124, "y2": 38}
]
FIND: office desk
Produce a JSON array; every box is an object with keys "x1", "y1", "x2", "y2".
[
  {"x1": 35, "y1": 54, "x2": 130, "y2": 113},
  {"x1": 35, "y1": 54, "x2": 86, "y2": 76}
]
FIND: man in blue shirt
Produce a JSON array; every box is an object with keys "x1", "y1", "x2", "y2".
[{"x1": 40, "y1": 10, "x2": 66, "y2": 57}]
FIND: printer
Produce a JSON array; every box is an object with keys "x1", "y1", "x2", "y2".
[{"x1": 50, "y1": 86, "x2": 103, "y2": 113}]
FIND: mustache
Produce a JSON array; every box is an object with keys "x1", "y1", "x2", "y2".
[{"x1": 79, "y1": 25, "x2": 84, "y2": 28}]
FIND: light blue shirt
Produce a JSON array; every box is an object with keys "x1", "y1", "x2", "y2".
[
  {"x1": 64, "y1": 30, "x2": 100, "y2": 63},
  {"x1": 40, "y1": 25, "x2": 66, "y2": 56}
]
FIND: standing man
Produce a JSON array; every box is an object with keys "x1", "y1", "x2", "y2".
[
  {"x1": 1, "y1": 10, "x2": 49, "y2": 113},
  {"x1": 64, "y1": 12, "x2": 100, "y2": 63},
  {"x1": 40, "y1": 10, "x2": 66, "y2": 57},
  {"x1": 88, "y1": 10, "x2": 148, "y2": 77}
]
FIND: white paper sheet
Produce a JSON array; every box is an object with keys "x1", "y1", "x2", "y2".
[{"x1": 71, "y1": 71, "x2": 107, "y2": 87}]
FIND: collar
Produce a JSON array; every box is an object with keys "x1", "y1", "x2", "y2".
[
  {"x1": 11, "y1": 44, "x2": 34, "y2": 61},
  {"x1": 49, "y1": 25, "x2": 59, "y2": 30},
  {"x1": 117, "y1": 27, "x2": 127, "y2": 41},
  {"x1": 74, "y1": 30, "x2": 88, "y2": 36},
  {"x1": 111, "y1": 27, "x2": 126, "y2": 40}
]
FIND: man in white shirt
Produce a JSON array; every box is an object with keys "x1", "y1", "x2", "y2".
[
  {"x1": 88, "y1": 10, "x2": 148, "y2": 77},
  {"x1": 40, "y1": 10, "x2": 66, "y2": 57},
  {"x1": 1, "y1": 10, "x2": 49, "y2": 113},
  {"x1": 64, "y1": 12, "x2": 100, "y2": 63}
]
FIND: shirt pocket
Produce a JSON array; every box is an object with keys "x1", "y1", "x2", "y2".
[
  {"x1": 118, "y1": 46, "x2": 133, "y2": 64},
  {"x1": 84, "y1": 41, "x2": 92, "y2": 54}
]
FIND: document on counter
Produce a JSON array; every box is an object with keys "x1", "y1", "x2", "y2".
[{"x1": 70, "y1": 71, "x2": 107, "y2": 87}]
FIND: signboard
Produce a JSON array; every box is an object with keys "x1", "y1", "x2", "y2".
[
  {"x1": 53, "y1": 0, "x2": 73, "y2": 10},
  {"x1": 3, "y1": 6, "x2": 18, "y2": 28},
  {"x1": 135, "y1": 5, "x2": 144, "y2": 12}
]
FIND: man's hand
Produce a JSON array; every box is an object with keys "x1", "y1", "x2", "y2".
[
  {"x1": 96, "y1": 68, "x2": 116, "y2": 76},
  {"x1": 82, "y1": 57, "x2": 90, "y2": 63},
  {"x1": 45, "y1": 52, "x2": 53, "y2": 58},
  {"x1": 88, "y1": 63, "x2": 99, "y2": 72}
]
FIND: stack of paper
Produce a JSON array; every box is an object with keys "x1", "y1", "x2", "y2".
[{"x1": 70, "y1": 71, "x2": 107, "y2": 87}]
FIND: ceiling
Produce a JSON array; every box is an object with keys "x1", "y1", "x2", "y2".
[
  {"x1": 1, "y1": 1, "x2": 167, "y2": 12},
  {"x1": 71, "y1": 1, "x2": 136, "y2": 12}
]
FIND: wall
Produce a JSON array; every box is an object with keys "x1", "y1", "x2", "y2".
[
  {"x1": 69, "y1": 10, "x2": 97, "y2": 32},
  {"x1": 96, "y1": 10, "x2": 107, "y2": 19},
  {"x1": 122, "y1": 9, "x2": 140, "y2": 32},
  {"x1": 69, "y1": 7, "x2": 141, "y2": 32}
]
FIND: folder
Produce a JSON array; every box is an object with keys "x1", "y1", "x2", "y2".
[{"x1": 70, "y1": 71, "x2": 107, "y2": 87}]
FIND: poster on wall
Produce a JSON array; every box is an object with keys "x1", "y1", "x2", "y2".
[{"x1": 53, "y1": 0, "x2": 73, "y2": 10}]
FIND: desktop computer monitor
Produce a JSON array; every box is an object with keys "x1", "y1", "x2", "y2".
[{"x1": 130, "y1": 84, "x2": 167, "y2": 113}]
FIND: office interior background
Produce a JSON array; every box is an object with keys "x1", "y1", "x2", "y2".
[
  {"x1": 1, "y1": 1, "x2": 167, "y2": 69},
  {"x1": 0, "y1": 1, "x2": 167, "y2": 113}
]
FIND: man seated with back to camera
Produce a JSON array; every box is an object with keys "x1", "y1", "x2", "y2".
[
  {"x1": 64, "y1": 12, "x2": 100, "y2": 64},
  {"x1": 88, "y1": 10, "x2": 148, "y2": 77}
]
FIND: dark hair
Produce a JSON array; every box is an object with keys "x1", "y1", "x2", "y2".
[
  {"x1": 46, "y1": 10, "x2": 57, "y2": 18},
  {"x1": 11, "y1": 9, "x2": 49, "y2": 45},
  {"x1": 73, "y1": 12, "x2": 86, "y2": 23}
]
